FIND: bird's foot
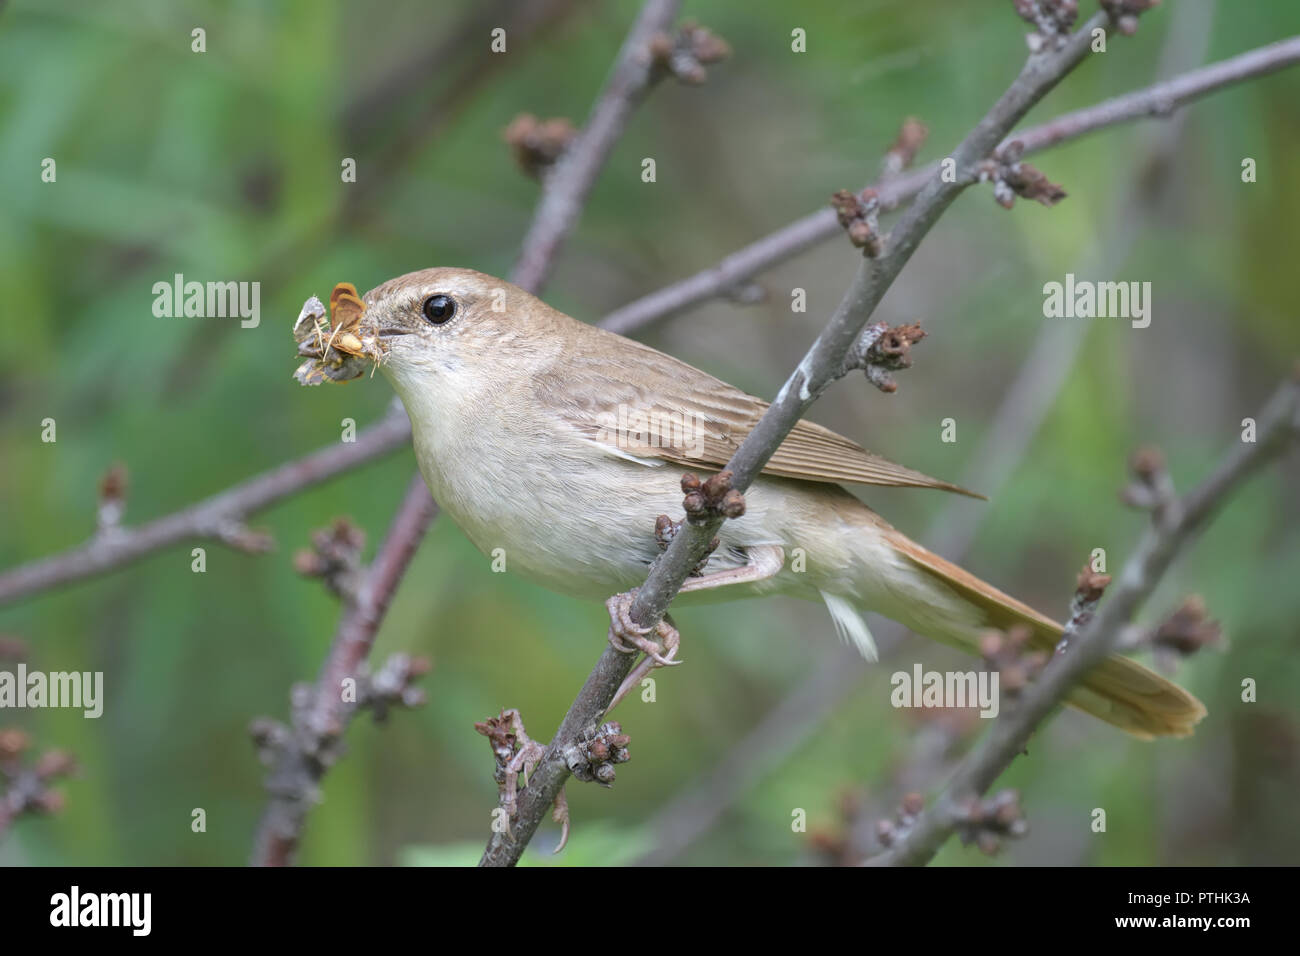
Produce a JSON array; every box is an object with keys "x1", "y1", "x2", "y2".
[
  {"x1": 605, "y1": 591, "x2": 681, "y2": 711},
  {"x1": 501, "y1": 736, "x2": 546, "y2": 825},
  {"x1": 604, "y1": 591, "x2": 681, "y2": 667}
]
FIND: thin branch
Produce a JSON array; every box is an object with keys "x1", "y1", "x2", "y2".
[
  {"x1": 0, "y1": 406, "x2": 412, "y2": 607},
  {"x1": 868, "y1": 373, "x2": 1300, "y2": 867},
  {"x1": 479, "y1": 7, "x2": 1140, "y2": 868},
  {"x1": 652, "y1": 5, "x2": 1121, "y2": 657},
  {"x1": 633, "y1": 3, "x2": 1220, "y2": 863},
  {"x1": 0, "y1": 2, "x2": 681, "y2": 611},
  {"x1": 598, "y1": 35, "x2": 1300, "y2": 336},
  {"x1": 631, "y1": 311, "x2": 1092, "y2": 863},
  {"x1": 629, "y1": 6, "x2": 1226, "y2": 865},
  {"x1": 639, "y1": 1, "x2": 1223, "y2": 863},
  {"x1": 250, "y1": 0, "x2": 687, "y2": 865},
  {"x1": 250, "y1": 476, "x2": 437, "y2": 866},
  {"x1": 3, "y1": 35, "x2": 1294, "y2": 608},
  {"x1": 511, "y1": 0, "x2": 684, "y2": 292}
]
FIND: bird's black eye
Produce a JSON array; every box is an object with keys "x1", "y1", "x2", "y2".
[{"x1": 422, "y1": 294, "x2": 456, "y2": 325}]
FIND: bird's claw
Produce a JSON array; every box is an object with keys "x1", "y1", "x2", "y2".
[
  {"x1": 551, "y1": 788, "x2": 571, "y2": 854},
  {"x1": 605, "y1": 591, "x2": 683, "y2": 711},
  {"x1": 605, "y1": 591, "x2": 681, "y2": 667}
]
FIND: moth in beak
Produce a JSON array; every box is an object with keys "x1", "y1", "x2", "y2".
[{"x1": 292, "y1": 282, "x2": 385, "y2": 385}]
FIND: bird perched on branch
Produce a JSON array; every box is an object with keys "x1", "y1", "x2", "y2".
[{"x1": 304, "y1": 266, "x2": 1204, "y2": 739}]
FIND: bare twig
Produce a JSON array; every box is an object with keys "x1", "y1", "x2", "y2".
[
  {"x1": 479, "y1": 7, "x2": 1143, "y2": 867},
  {"x1": 249, "y1": 0, "x2": 688, "y2": 865},
  {"x1": 0, "y1": 406, "x2": 412, "y2": 607},
  {"x1": 4, "y1": 37, "x2": 1294, "y2": 608},
  {"x1": 598, "y1": 36, "x2": 1300, "y2": 335},
  {"x1": 511, "y1": 0, "x2": 684, "y2": 293},
  {"x1": 633, "y1": 2, "x2": 1219, "y2": 865},
  {"x1": 630, "y1": 277, "x2": 1098, "y2": 865},
  {"x1": 868, "y1": 373, "x2": 1300, "y2": 866},
  {"x1": 250, "y1": 474, "x2": 436, "y2": 866},
  {"x1": 645, "y1": 3, "x2": 1121, "y2": 640}
]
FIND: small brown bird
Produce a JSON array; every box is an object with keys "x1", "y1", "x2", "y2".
[{"x1": 341, "y1": 266, "x2": 1204, "y2": 738}]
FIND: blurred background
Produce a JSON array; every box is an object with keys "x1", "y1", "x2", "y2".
[{"x1": 1, "y1": 0, "x2": 1298, "y2": 866}]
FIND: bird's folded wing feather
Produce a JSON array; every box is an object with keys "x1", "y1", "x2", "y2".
[{"x1": 533, "y1": 331, "x2": 983, "y2": 498}]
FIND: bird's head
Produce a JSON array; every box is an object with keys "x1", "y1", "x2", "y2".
[{"x1": 356, "y1": 266, "x2": 565, "y2": 409}]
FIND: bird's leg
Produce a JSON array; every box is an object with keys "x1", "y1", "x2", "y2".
[
  {"x1": 677, "y1": 544, "x2": 784, "y2": 593},
  {"x1": 605, "y1": 590, "x2": 681, "y2": 665},
  {"x1": 605, "y1": 545, "x2": 785, "y2": 711}
]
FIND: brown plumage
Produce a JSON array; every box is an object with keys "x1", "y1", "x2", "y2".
[
  {"x1": 531, "y1": 330, "x2": 985, "y2": 497},
  {"x1": 886, "y1": 532, "x2": 1205, "y2": 738},
  {"x1": 354, "y1": 266, "x2": 1205, "y2": 739}
]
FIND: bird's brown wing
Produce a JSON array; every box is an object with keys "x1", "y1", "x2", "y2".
[{"x1": 534, "y1": 328, "x2": 983, "y2": 498}]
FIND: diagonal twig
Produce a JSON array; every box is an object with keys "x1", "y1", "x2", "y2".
[
  {"x1": 4, "y1": 36, "x2": 1297, "y2": 609},
  {"x1": 599, "y1": 35, "x2": 1300, "y2": 335},
  {"x1": 867, "y1": 372, "x2": 1300, "y2": 866},
  {"x1": 250, "y1": 476, "x2": 436, "y2": 866},
  {"x1": 0, "y1": 407, "x2": 411, "y2": 607},
  {"x1": 510, "y1": 0, "x2": 686, "y2": 293},
  {"x1": 249, "y1": 0, "x2": 687, "y2": 866},
  {"x1": 630, "y1": 0, "x2": 1222, "y2": 865},
  {"x1": 478, "y1": 5, "x2": 1155, "y2": 868}
]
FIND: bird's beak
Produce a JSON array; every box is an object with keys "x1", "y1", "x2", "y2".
[{"x1": 351, "y1": 302, "x2": 407, "y2": 341}]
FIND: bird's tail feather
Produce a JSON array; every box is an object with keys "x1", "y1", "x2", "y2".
[{"x1": 878, "y1": 529, "x2": 1206, "y2": 739}]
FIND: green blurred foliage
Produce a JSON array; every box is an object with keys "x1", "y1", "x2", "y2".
[{"x1": 0, "y1": 0, "x2": 1297, "y2": 866}]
